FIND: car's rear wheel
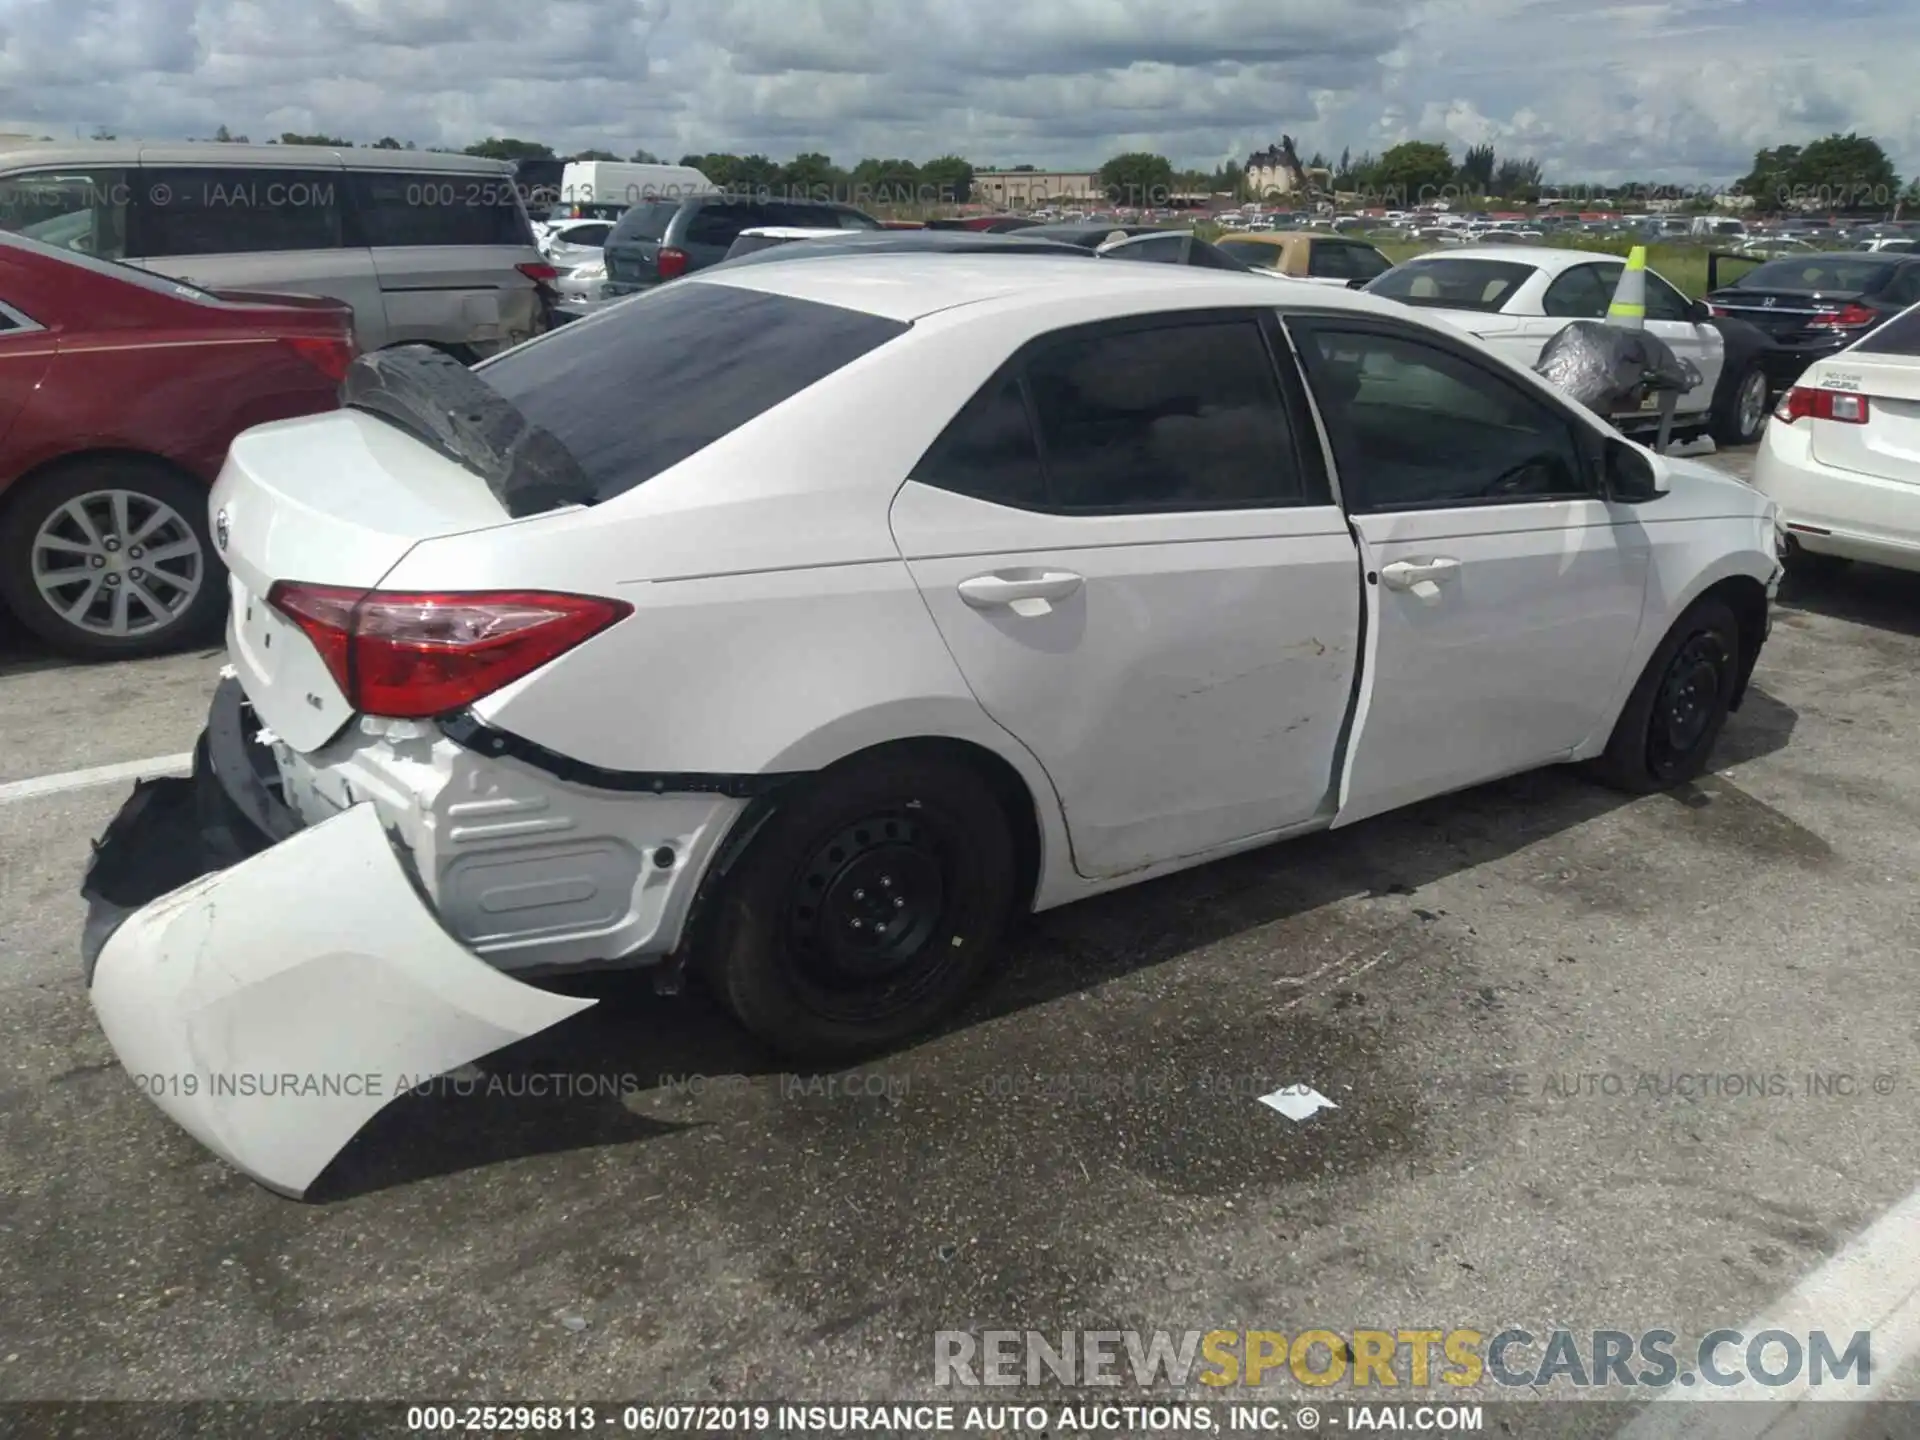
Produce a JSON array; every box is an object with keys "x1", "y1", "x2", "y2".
[
  {"x1": 1588, "y1": 595, "x2": 1742, "y2": 794},
  {"x1": 1712, "y1": 362, "x2": 1769, "y2": 447},
  {"x1": 704, "y1": 751, "x2": 1018, "y2": 1061},
  {"x1": 0, "y1": 460, "x2": 224, "y2": 659}
]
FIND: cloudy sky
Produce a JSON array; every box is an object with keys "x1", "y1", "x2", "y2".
[{"x1": 0, "y1": 0, "x2": 1913, "y2": 184}]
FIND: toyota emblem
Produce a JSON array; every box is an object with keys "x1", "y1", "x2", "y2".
[{"x1": 215, "y1": 506, "x2": 230, "y2": 552}]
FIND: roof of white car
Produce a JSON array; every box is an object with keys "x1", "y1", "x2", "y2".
[
  {"x1": 689, "y1": 252, "x2": 1407, "y2": 324},
  {"x1": 739, "y1": 226, "x2": 849, "y2": 239},
  {"x1": 1404, "y1": 245, "x2": 1613, "y2": 274}
]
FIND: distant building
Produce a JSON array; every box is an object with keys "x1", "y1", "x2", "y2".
[
  {"x1": 973, "y1": 169, "x2": 1101, "y2": 206},
  {"x1": 1245, "y1": 137, "x2": 1331, "y2": 201}
]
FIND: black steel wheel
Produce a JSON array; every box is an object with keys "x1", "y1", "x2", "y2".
[
  {"x1": 1589, "y1": 595, "x2": 1742, "y2": 794},
  {"x1": 706, "y1": 750, "x2": 1018, "y2": 1059}
]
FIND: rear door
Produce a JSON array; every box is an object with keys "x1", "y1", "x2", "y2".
[
  {"x1": 1287, "y1": 315, "x2": 1650, "y2": 825},
  {"x1": 343, "y1": 168, "x2": 543, "y2": 355},
  {"x1": 890, "y1": 310, "x2": 1363, "y2": 879},
  {"x1": 126, "y1": 159, "x2": 388, "y2": 349}
]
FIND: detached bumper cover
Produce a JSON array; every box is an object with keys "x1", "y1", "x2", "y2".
[{"x1": 80, "y1": 684, "x2": 596, "y2": 1197}]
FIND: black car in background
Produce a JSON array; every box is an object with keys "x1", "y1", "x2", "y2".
[{"x1": 1705, "y1": 250, "x2": 1920, "y2": 389}]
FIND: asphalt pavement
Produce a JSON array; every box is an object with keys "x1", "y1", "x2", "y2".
[{"x1": 2, "y1": 445, "x2": 1918, "y2": 1435}]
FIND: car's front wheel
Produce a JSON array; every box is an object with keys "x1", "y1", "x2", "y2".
[
  {"x1": 0, "y1": 459, "x2": 224, "y2": 659},
  {"x1": 704, "y1": 750, "x2": 1019, "y2": 1061},
  {"x1": 1712, "y1": 361, "x2": 1770, "y2": 447},
  {"x1": 1588, "y1": 595, "x2": 1742, "y2": 793}
]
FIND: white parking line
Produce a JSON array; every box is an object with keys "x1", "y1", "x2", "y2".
[
  {"x1": 1615, "y1": 1184, "x2": 1920, "y2": 1436},
  {"x1": 0, "y1": 753, "x2": 193, "y2": 805}
]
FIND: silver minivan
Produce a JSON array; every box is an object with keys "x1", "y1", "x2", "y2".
[{"x1": 0, "y1": 142, "x2": 552, "y2": 360}]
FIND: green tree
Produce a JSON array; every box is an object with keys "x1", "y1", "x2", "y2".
[
  {"x1": 778, "y1": 151, "x2": 844, "y2": 198},
  {"x1": 371, "y1": 136, "x2": 405, "y2": 149},
  {"x1": 1010, "y1": 163, "x2": 1037, "y2": 172},
  {"x1": 279, "y1": 131, "x2": 351, "y2": 146},
  {"x1": 212, "y1": 124, "x2": 250, "y2": 143},
  {"x1": 571, "y1": 148, "x2": 621, "y2": 161},
  {"x1": 463, "y1": 137, "x2": 554, "y2": 161},
  {"x1": 681, "y1": 152, "x2": 742, "y2": 186},
  {"x1": 1372, "y1": 141, "x2": 1453, "y2": 203},
  {"x1": 1786, "y1": 132, "x2": 1900, "y2": 213},
  {"x1": 917, "y1": 155, "x2": 975, "y2": 205},
  {"x1": 1737, "y1": 144, "x2": 1803, "y2": 212},
  {"x1": 629, "y1": 148, "x2": 661, "y2": 163},
  {"x1": 1098, "y1": 152, "x2": 1176, "y2": 207},
  {"x1": 1457, "y1": 143, "x2": 1496, "y2": 192},
  {"x1": 1493, "y1": 156, "x2": 1543, "y2": 200},
  {"x1": 849, "y1": 157, "x2": 923, "y2": 205}
]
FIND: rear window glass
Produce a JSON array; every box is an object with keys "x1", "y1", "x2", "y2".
[
  {"x1": 1216, "y1": 239, "x2": 1282, "y2": 266},
  {"x1": 1735, "y1": 257, "x2": 1895, "y2": 293},
  {"x1": 1854, "y1": 305, "x2": 1920, "y2": 355},
  {"x1": 1366, "y1": 259, "x2": 1535, "y2": 312},
  {"x1": 476, "y1": 281, "x2": 908, "y2": 501},
  {"x1": 347, "y1": 172, "x2": 531, "y2": 248},
  {"x1": 608, "y1": 202, "x2": 679, "y2": 244}
]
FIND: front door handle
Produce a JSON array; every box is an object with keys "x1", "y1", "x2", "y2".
[
  {"x1": 1378, "y1": 557, "x2": 1461, "y2": 599},
  {"x1": 957, "y1": 569, "x2": 1084, "y2": 617}
]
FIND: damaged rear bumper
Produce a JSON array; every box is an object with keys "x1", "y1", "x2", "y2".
[{"x1": 80, "y1": 680, "x2": 595, "y2": 1197}]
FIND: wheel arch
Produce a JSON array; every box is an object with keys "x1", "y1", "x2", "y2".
[
  {"x1": 0, "y1": 447, "x2": 209, "y2": 523},
  {"x1": 1694, "y1": 572, "x2": 1769, "y2": 712},
  {"x1": 761, "y1": 717, "x2": 1066, "y2": 915}
]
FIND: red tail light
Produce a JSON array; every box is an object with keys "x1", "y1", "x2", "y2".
[
  {"x1": 1706, "y1": 304, "x2": 1729, "y2": 317},
  {"x1": 517, "y1": 261, "x2": 560, "y2": 283},
  {"x1": 656, "y1": 246, "x2": 690, "y2": 280},
  {"x1": 266, "y1": 584, "x2": 633, "y2": 718},
  {"x1": 282, "y1": 334, "x2": 356, "y2": 383},
  {"x1": 1774, "y1": 386, "x2": 1870, "y2": 425},
  {"x1": 1809, "y1": 302, "x2": 1878, "y2": 329}
]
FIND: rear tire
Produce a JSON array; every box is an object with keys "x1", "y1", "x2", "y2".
[
  {"x1": 1588, "y1": 595, "x2": 1742, "y2": 794},
  {"x1": 0, "y1": 459, "x2": 224, "y2": 660},
  {"x1": 1711, "y1": 362, "x2": 1769, "y2": 447},
  {"x1": 704, "y1": 751, "x2": 1018, "y2": 1062}
]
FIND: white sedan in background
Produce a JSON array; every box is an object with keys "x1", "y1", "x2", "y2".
[
  {"x1": 1754, "y1": 301, "x2": 1920, "y2": 573},
  {"x1": 79, "y1": 256, "x2": 1781, "y2": 1195},
  {"x1": 1366, "y1": 246, "x2": 1775, "y2": 448}
]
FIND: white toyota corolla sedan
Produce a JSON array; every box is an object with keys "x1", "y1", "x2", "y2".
[
  {"x1": 1365, "y1": 245, "x2": 1775, "y2": 449},
  {"x1": 1753, "y1": 301, "x2": 1920, "y2": 575},
  {"x1": 81, "y1": 255, "x2": 1783, "y2": 1194}
]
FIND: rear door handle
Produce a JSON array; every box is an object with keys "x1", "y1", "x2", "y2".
[
  {"x1": 957, "y1": 569, "x2": 1084, "y2": 617},
  {"x1": 1378, "y1": 557, "x2": 1461, "y2": 599}
]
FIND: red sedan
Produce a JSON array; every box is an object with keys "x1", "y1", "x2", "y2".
[{"x1": 0, "y1": 232, "x2": 355, "y2": 658}]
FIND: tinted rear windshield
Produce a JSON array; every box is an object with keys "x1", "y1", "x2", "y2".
[
  {"x1": 476, "y1": 281, "x2": 908, "y2": 501},
  {"x1": 1854, "y1": 305, "x2": 1920, "y2": 355},
  {"x1": 1216, "y1": 239, "x2": 1282, "y2": 265},
  {"x1": 1366, "y1": 259, "x2": 1535, "y2": 311},
  {"x1": 608, "y1": 202, "x2": 680, "y2": 244},
  {"x1": 1733, "y1": 257, "x2": 1894, "y2": 293}
]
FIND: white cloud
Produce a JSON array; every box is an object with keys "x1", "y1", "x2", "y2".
[{"x1": 0, "y1": 0, "x2": 1912, "y2": 184}]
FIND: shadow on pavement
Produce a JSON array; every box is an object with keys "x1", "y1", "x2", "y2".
[
  {"x1": 1777, "y1": 560, "x2": 1920, "y2": 640},
  {"x1": 315, "y1": 685, "x2": 1801, "y2": 1201}
]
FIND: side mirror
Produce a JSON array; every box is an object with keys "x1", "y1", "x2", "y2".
[
  {"x1": 1605, "y1": 437, "x2": 1667, "y2": 503},
  {"x1": 1690, "y1": 299, "x2": 1713, "y2": 323}
]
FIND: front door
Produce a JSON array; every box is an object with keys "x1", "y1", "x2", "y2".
[
  {"x1": 1287, "y1": 316, "x2": 1652, "y2": 826},
  {"x1": 890, "y1": 311, "x2": 1363, "y2": 879}
]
